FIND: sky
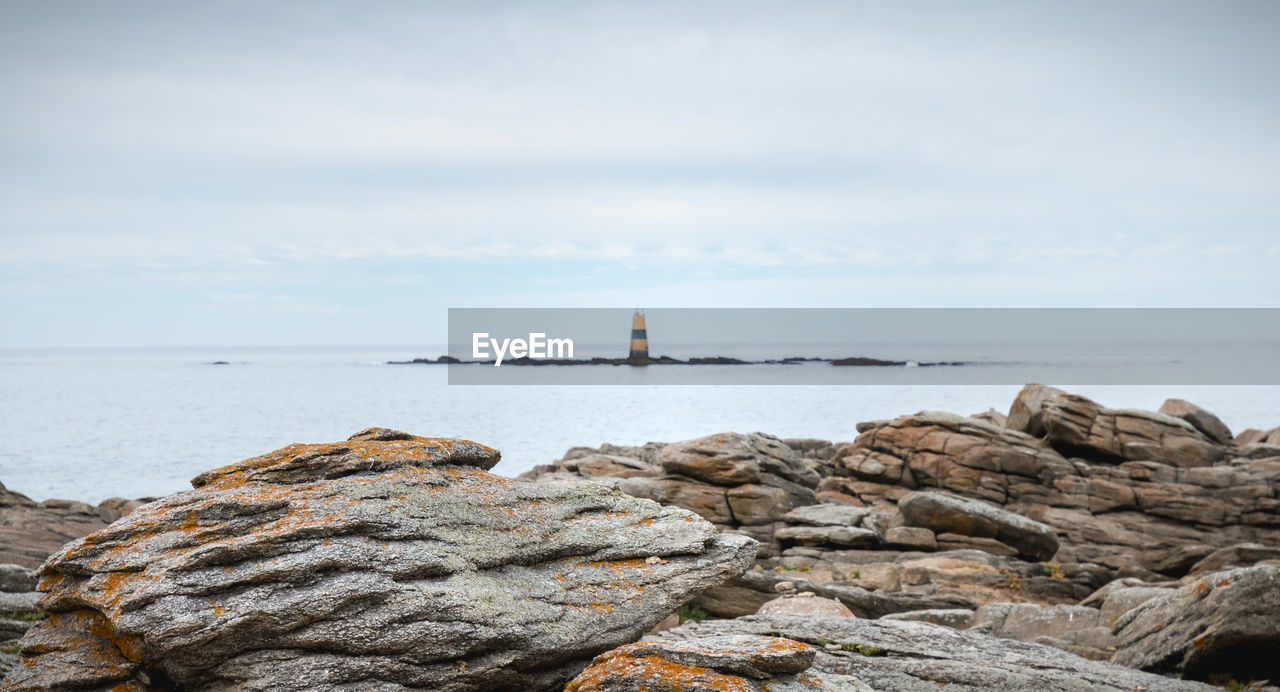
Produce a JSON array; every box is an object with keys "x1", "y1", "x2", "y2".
[{"x1": 1, "y1": 1, "x2": 1278, "y2": 347}]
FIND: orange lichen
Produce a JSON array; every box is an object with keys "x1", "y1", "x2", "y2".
[
  {"x1": 208, "y1": 601, "x2": 232, "y2": 618},
  {"x1": 191, "y1": 432, "x2": 498, "y2": 491},
  {"x1": 580, "y1": 558, "x2": 654, "y2": 572},
  {"x1": 588, "y1": 601, "x2": 613, "y2": 614},
  {"x1": 565, "y1": 646, "x2": 752, "y2": 692}
]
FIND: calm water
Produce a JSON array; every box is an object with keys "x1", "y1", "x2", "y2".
[{"x1": 2, "y1": 346, "x2": 1278, "y2": 504}]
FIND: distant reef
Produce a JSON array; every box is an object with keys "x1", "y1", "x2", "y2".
[{"x1": 388, "y1": 354, "x2": 965, "y2": 366}]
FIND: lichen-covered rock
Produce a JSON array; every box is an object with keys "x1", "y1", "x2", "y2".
[
  {"x1": 564, "y1": 634, "x2": 871, "y2": 691},
  {"x1": 7, "y1": 428, "x2": 756, "y2": 691},
  {"x1": 660, "y1": 614, "x2": 1214, "y2": 691},
  {"x1": 897, "y1": 491, "x2": 1060, "y2": 561},
  {"x1": 1110, "y1": 565, "x2": 1280, "y2": 682}
]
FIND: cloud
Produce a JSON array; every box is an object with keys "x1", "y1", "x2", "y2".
[{"x1": 1, "y1": 1, "x2": 1278, "y2": 345}]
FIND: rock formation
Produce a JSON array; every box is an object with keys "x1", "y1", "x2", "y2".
[
  {"x1": 605, "y1": 613, "x2": 1215, "y2": 691},
  {"x1": 5, "y1": 428, "x2": 756, "y2": 691},
  {"x1": 0, "y1": 483, "x2": 147, "y2": 570},
  {"x1": 528, "y1": 386, "x2": 1280, "y2": 686}
]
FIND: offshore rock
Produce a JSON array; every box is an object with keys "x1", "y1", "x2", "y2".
[
  {"x1": 1110, "y1": 565, "x2": 1280, "y2": 682},
  {"x1": 653, "y1": 614, "x2": 1213, "y2": 691},
  {"x1": 7, "y1": 428, "x2": 756, "y2": 691}
]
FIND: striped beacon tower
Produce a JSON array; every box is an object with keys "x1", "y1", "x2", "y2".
[{"x1": 628, "y1": 310, "x2": 649, "y2": 363}]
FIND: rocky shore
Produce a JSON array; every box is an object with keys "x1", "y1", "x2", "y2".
[{"x1": 1, "y1": 385, "x2": 1277, "y2": 690}]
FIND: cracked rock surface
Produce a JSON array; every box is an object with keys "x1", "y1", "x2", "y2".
[
  {"x1": 5, "y1": 428, "x2": 756, "y2": 691},
  {"x1": 654, "y1": 613, "x2": 1215, "y2": 691}
]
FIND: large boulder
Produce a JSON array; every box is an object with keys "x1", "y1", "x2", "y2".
[
  {"x1": 1110, "y1": 565, "x2": 1280, "y2": 682},
  {"x1": 834, "y1": 411, "x2": 1076, "y2": 506},
  {"x1": 658, "y1": 432, "x2": 821, "y2": 489},
  {"x1": 7, "y1": 428, "x2": 756, "y2": 691},
  {"x1": 1158, "y1": 398, "x2": 1234, "y2": 445},
  {"x1": 651, "y1": 614, "x2": 1214, "y2": 691},
  {"x1": 897, "y1": 491, "x2": 1060, "y2": 561},
  {"x1": 1007, "y1": 385, "x2": 1226, "y2": 468}
]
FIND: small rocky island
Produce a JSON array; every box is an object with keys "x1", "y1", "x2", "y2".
[
  {"x1": 388, "y1": 354, "x2": 961, "y2": 366},
  {"x1": 2, "y1": 384, "x2": 1279, "y2": 690}
]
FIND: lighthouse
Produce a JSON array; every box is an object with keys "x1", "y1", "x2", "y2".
[{"x1": 628, "y1": 310, "x2": 649, "y2": 362}]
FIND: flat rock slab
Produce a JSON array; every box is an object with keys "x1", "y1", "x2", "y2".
[
  {"x1": 565, "y1": 634, "x2": 872, "y2": 691},
  {"x1": 1111, "y1": 565, "x2": 1280, "y2": 682},
  {"x1": 8, "y1": 428, "x2": 757, "y2": 692},
  {"x1": 660, "y1": 613, "x2": 1215, "y2": 691},
  {"x1": 897, "y1": 491, "x2": 1059, "y2": 561}
]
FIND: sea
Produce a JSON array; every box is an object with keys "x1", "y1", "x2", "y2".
[{"x1": 2, "y1": 345, "x2": 1278, "y2": 505}]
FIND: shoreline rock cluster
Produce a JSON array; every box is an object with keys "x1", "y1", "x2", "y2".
[
  {"x1": 1, "y1": 385, "x2": 1277, "y2": 690},
  {"x1": 523, "y1": 385, "x2": 1280, "y2": 688}
]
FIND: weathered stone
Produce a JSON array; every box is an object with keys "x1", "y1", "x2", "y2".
[
  {"x1": 780, "y1": 503, "x2": 870, "y2": 527},
  {"x1": 898, "y1": 491, "x2": 1059, "y2": 561},
  {"x1": 13, "y1": 429, "x2": 757, "y2": 691},
  {"x1": 1111, "y1": 565, "x2": 1280, "y2": 682},
  {"x1": 1187, "y1": 542, "x2": 1280, "y2": 576},
  {"x1": 0, "y1": 591, "x2": 40, "y2": 616},
  {"x1": 816, "y1": 583, "x2": 976, "y2": 619},
  {"x1": 0, "y1": 483, "x2": 112, "y2": 569},
  {"x1": 1097, "y1": 585, "x2": 1173, "y2": 627},
  {"x1": 880, "y1": 608, "x2": 974, "y2": 629},
  {"x1": 4, "y1": 610, "x2": 140, "y2": 690},
  {"x1": 757, "y1": 595, "x2": 854, "y2": 618},
  {"x1": 776, "y1": 526, "x2": 880, "y2": 549},
  {"x1": 564, "y1": 633, "x2": 868, "y2": 691},
  {"x1": 727, "y1": 484, "x2": 792, "y2": 524},
  {"x1": 1158, "y1": 399, "x2": 1234, "y2": 445},
  {"x1": 884, "y1": 526, "x2": 936, "y2": 551},
  {"x1": 617, "y1": 476, "x2": 733, "y2": 524},
  {"x1": 563, "y1": 453, "x2": 657, "y2": 479},
  {"x1": 0, "y1": 564, "x2": 37, "y2": 593},
  {"x1": 934, "y1": 533, "x2": 1020, "y2": 558},
  {"x1": 658, "y1": 614, "x2": 1214, "y2": 691},
  {"x1": 968, "y1": 602, "x2": 1101, "y2": 643},
  {"x1": 658, "y1": 432, "x2": 819, "y2": 489},
  {"x1": 1007, "y1": 385, "x2": 1226, "y2": 468}
]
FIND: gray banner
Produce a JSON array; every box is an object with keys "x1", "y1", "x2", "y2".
[{"x1": 428, "y1": 308, "x2": 1280, "y2": 385}]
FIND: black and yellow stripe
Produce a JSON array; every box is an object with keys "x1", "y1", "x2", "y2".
[{"x1": 628, "y1": 311, "x2": 648, "y2": 360}]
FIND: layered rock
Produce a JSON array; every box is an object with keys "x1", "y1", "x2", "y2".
[
  {"x1": 7, "y1": 428, "x2": 756, "y2": 691},
  {"x1": 895, "y1": 491, "x2": 1059, "y2": 561},
  {"x1": 645, "y1": 614, "x2": 1215, "y2": 691},
  {"x1": 521, "y1": 432, "x2": 827, "y2": 557},
  {"x1": 532, "y1": 386, "x2": 1280, "y2": 686},
  {"x1": 1111, "y1": 565, "x2": 1280, "y2": 682},
  {"x1": 0, "y1": 483, "x2": 147, "y2": 570},
  {"x1": 563, "y1": 634, "x2": 869, "y2": 691}
]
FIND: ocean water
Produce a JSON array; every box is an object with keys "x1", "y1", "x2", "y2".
[{"x1": 2, "y1": 346, "x2": 1278, "y2": 504}]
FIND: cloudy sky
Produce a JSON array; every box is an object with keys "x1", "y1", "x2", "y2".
[{"x1": 2, "y1": 1, "x2": 1277, "y2": 346}]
